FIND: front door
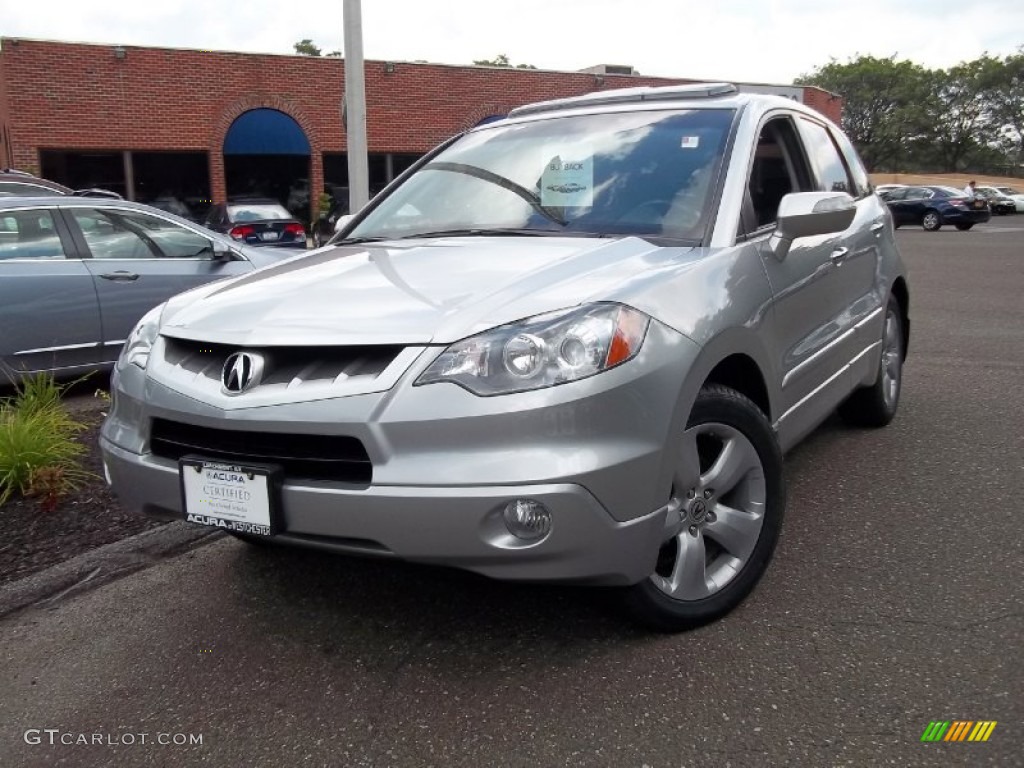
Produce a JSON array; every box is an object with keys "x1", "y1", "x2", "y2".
[{"x1": 62, "y1": 206, "x2": 252, "y2": 364}]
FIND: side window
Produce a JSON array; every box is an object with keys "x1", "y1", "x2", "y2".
[
  {"x1": 799, "y1": 118, "x2": 854, "y2": 195},
  {"x1": 0, "y1": 209, "x2": 67, "y2": 261},
  {"x1": 71, "y1": 208, "x2": 213, "y2": 259},
  {"x1": 829, "y1": 127, "x2": 871, "y2": 198},
  {"x1": 746, "y1": 117, "x2": 813, "y2": 231}
]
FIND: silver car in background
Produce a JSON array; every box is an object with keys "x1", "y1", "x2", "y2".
[
  {"x1": 0, "y1": 198, "x2": 301, "y2": 383},
  {"x1": 101, "y1": 84, "x2": 909, "y2": 630}
]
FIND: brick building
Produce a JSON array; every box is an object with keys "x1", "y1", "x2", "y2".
[{"x1": 0, "y1": 38, "x2": 841, "y2": 221}]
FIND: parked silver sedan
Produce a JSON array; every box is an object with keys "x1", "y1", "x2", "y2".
[
  {"x1": 0, "y1": 198, "x2": 302, "y2": 382},
  {"x1": 101, "y1": 85, "x2": 909, "y2": 630}
]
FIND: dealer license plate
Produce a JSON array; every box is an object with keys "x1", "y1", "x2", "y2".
[
  {"x1": 260, "y1": 231, "x2": 280, "y2": 241},
  {"x1": 180, "y1": 459, "x2": 279, "y2": 536}
]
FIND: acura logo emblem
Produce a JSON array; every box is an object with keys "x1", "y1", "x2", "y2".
[{"x1": 221, "y1": 351, "x2": 265, "y2": 394}]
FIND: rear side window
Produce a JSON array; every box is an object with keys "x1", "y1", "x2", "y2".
[
  {"x1": 0, "y1": 209, "x2": 67, "y2": 260},
  {"x1": 799, "y1": 119, "x2": 854, "y2": 195},
  {"x1": 828, "y1": 127, "x2": 871, "y2": 198}
]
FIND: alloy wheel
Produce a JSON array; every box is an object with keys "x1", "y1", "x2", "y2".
[{"x1": 652, "y1": 423, "x2": 767, "y2": 601}]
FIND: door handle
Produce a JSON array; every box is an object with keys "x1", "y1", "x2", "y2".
[
  {"x1": 870, "y1": 222, "x2": 885, "y2": 232},
  {"x1": 829, "y1": 247, "x2": 849, "y2": 264},
  {"x1": 99, "y1": 271, "x2": 140, "y2": 282}
]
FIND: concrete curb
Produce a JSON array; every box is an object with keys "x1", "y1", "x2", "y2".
[{"x1": 0, "y1": 522, "x2": 224, "y2": 619}]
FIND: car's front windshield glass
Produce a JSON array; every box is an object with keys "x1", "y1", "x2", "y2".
[{"x1": 346, "y1": 108, "x2": 735, "y2": 244}]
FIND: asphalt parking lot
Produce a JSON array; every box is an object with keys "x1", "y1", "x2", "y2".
[{"x1": 1, "y1": 218, "x2": 1021, "y2": 767}]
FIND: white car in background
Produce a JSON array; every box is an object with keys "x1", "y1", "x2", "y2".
[{"x1": 993, "y1": 186, "x2": 1024, "y2": 213}]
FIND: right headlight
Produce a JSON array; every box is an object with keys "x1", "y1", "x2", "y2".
[
  {"x1": 415, "y1": 303, "x2": 650, "y2": 396},
  {"x1": 117, "y1": 303, "x2": 164, "y2": 371}
]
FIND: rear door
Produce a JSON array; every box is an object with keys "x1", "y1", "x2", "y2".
[
  {"x1": 62, "y1": 205, "x2": 254, "y2": 363},
  {"x1": 0, "y1": 206, "x2": 104, "y2": 377}
]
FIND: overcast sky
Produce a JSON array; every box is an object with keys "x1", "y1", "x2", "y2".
[{"x1": 2, "y1": 0, "x2": 1021, "y2": 83}]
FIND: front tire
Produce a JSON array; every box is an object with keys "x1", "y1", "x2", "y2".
[
  {"x1": 922, "y1": 210, "x2": 941, "y2": 231},
  {"x1": 839, "y1": 295, "x2": 904, "y2": 427},
  {"x1": 622, "y1": 385, "x2": 785, "y2": 631},
  {"x1": 955, "y1": 223, "x2": 974, "y2": 231}
]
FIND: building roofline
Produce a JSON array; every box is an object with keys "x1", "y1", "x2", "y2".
[{"x1": 0, "y1": 36, "x2": 819, "y2": 93}]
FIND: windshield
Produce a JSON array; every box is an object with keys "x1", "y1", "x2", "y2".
[{"x1": 346, "y1": 108, "x2": 735, "y2": 244}]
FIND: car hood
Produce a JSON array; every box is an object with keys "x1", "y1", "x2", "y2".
[{"x1": 160, "y1": 236, "x2": 698, "y2": 345}]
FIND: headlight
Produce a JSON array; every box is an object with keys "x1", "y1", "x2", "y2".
[
  {"x1": 416, "y1": 303, "x2": 650, "y2": 395},
  {"x1": 117, "y1": 304, "x2": 163, "y2": 371}
]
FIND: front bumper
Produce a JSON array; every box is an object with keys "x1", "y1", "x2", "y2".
[
  {"x1": 101, "y1": 436, "x2": 666, "y2": 585},
  {"x1": 100, "y1": 320, "x2": 701, "y2": 585}
]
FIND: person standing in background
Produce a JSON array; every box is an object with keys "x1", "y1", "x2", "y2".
[{"x1": 963, "y1": 180, "x2": 978, "y2": 198}]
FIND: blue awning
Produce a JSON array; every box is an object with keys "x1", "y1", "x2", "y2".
[{"x1": 223, "y1": 109, "x2": 310, "y2": 155}]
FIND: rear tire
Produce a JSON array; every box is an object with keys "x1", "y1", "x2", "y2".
[
  {"x1": 955, "y1": 223, "x2": 974, "y2": 231},
  {"x1": 839, "y1": 295, "x2": 904, "y2": 427},
  {"x1": 621, "y1": 385, "x2": 785, "y2": 632},
  {"x1": 922, "y1": 210, "x2": 941, "y2": 231}
]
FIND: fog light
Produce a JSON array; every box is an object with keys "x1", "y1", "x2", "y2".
[{"x1": 503, "y1": 499, "x2": 552, "y2": 541}]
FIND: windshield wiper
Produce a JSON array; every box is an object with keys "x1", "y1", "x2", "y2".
[
  {"x1": 423, "y1": 161, "x2": 568, "y2": 226},
  {"x1": 392, "y1": 228, "x2": 570, "y2": 239},
  {"x1": 331, "y1": 236, "x2": 390, "y2": 245}
]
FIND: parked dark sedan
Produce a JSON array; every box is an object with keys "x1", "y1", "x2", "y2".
[
  {"x1": 203, "y1": 200, "x2": 307, "y2": 248},
  {"x1": 880, "y1": 185, "x2": 990, "y2": 231},
  {"x1": 0, "y1": 197, "x2": 300, "y2": 383}
]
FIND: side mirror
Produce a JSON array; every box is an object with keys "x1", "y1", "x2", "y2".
[
  {"x1": 334, "y1": 214, "x2": 354, "y2": 233},
  {"x1": 769, "y1": 192, "x2": 856, "y2": 260},
  {"x1": 211, "y1": 241, "x2": 235, "y2": 261}
]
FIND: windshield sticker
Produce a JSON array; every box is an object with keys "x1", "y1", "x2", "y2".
[
  {"x1": 680, "y1": 136, "x2": 700, "y2": 149},
  {"x1": 541, "y1": 152, "x2": 594, "y2": 207}
]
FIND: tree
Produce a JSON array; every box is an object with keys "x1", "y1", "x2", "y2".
[
  {"x1": 922, "y1": 59, "x2": 992, "y2": 171},
  {"x1": 473, "y1": 54, "x2": 536, "y2": 69},
  {"x1": 293, "y1": 39, "x2": 322, "y2": 57},
  {"x1": 979, "y1": 49, "x2": 1024, "y2": 169},
  {"x1": 796, "y1": 55, "x2": 933, "y2": 172}
]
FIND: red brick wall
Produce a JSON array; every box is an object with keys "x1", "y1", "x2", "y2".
[
  {"x1": 800, "y1": 87, "x2": 842, "y2": 125},
  {"x1": 0, "y1": 41, "x2": 11, "y2": 168},
  {"x1": 0, "y1": 38, "x2": 843, "y2": 207}
]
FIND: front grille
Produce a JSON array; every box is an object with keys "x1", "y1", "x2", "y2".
[
  {"x1": 161, "y1": 339, "x2": 401, "y2": 389},
  {"x1": 150, "y1": 418, "x2": 372, "y2": 485}
]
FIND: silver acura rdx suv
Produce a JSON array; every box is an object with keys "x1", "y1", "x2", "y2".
[{"x1": 101, "y1": 84, "x2": 908, "y2": 630}]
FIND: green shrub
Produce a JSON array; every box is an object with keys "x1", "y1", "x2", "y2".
[
  {"x1": 0, "y1": 375, "x2": 92, "y2": 509},
  {"x1": 11, "y1": 371, "x2": 64, "y2": 416}
]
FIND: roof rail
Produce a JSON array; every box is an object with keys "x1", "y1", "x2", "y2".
[{"x1": 508, "y1": 83, "x2": 738, "y2": 118}]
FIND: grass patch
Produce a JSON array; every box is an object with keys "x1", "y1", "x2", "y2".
[{"x1": 0, "y1": 375, "x2": 93, "y2": 510}]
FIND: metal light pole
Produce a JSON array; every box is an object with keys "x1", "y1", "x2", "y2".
[{"x1": 343, "y1": 0, "x2": 369, "y2": 212}]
